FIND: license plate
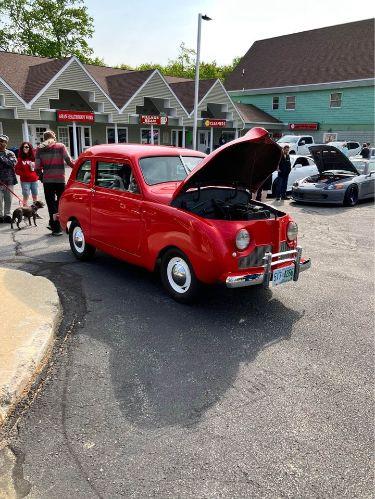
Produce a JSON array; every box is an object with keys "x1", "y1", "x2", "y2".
[{"x1": 272, "y1": 265, "x2": 295, "y2": 286}]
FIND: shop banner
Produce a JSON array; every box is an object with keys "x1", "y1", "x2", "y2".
[
  {"x1": 289, "y1": 123, "x2": 319, "y2": 131},
  {"x1": 203, "y1": 119, "x2": 227, "y2": 128},
  {"x1": 57, "y1": 110, "x2": 95, "y2": 123},
  {"x1": 140, "y1": 115, "x2": 168, "y2": 125}
]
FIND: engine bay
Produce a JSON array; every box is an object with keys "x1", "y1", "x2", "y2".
[
  {"x1": 172, "y1": 186, "x2": 284, "y2": 221},
  {"x1": 305, "y1": 172, "x2": 356, "y2": 184}
]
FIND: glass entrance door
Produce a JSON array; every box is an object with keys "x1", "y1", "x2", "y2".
[
  {"x1": 68, "y1": 126, "x2": 92, "y2": 157},
  {"x1": 198, "y1": 131, "x2": 209, "y2": 152}
]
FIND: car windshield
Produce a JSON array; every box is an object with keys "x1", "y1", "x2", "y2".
[
  {"x1": 277, "y1": 135, "x2": 298, "y2": 143},
  {"x1": 139, "y1": 155, "x2": 202, "y2": 185},
  {"x1": 181, "y1": 156, "x2": 204, "y2": 172}
]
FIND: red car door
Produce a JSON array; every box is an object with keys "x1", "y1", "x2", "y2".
[{"x1": 90, "y1": 159, "x2": 144, "y2": 256}]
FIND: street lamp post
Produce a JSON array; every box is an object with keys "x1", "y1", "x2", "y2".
[{"x1": 193, "y1": 13, "x2": 212, "y2": 151}]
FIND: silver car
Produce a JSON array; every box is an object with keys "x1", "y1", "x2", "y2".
[{"x1": 291, "y1": 145, "x2": 375, "y2": 206}]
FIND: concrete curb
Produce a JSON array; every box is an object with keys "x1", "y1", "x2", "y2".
[{"x1": 0, "y1": 268, "x2": 61, "y2": 427}]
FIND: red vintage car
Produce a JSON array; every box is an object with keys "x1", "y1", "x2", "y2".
[{"x1": 59, "y1": 128, "x2": 311, "y2": 302}]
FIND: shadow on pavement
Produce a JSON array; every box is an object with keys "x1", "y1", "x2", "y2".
[{"x1": 83, "y1": 253, "x2": 303, "y2": 430}]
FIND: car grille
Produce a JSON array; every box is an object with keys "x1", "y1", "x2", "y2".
[
  {"x1": 238, "y1": 245, "x2": 272, "y2": 269},
  {"x1": 279, "y1": 241, "x2": 288, "y2": 253},
  {"x1": 293, "y1": 191, "x2": 328, "y2": 200}
]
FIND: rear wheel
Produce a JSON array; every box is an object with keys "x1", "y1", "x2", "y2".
[
  {"x1": 160, "y1": 249, "x2": 199, "y2": 303},
  {"x1": 343, "y1": 185, "x2": 358, "y2": 206},
  {"x1": 69, "y1": 221, "x2": 96, "y2": 261}
]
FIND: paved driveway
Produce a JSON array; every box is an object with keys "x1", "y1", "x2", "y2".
[{"x1": 0, "y1": 181, "x2": 373, "y2": 498}]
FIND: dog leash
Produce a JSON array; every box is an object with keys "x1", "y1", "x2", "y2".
[{"x1": 0, "y1": 180, "x2": 23, "y2": 205}]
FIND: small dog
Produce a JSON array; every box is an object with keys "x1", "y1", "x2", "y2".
[{"x1": 11, "y1": 201, "x2": 45, "y2": 230}]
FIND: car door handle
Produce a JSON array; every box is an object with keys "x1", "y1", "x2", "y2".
[
  {"x1": 73, "y1": 194, "x2": 83, "y2": 201},
  {"x1": 120, "y1": 203, "x2": 127, "y2": 209}
]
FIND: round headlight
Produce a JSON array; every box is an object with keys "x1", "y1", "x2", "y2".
[
  {"x1": 236, "y1": 229, "x2": 250, "y2": 250},
  {"x1": 287, "y1": 221, "x2": 298, "y2": 241}
]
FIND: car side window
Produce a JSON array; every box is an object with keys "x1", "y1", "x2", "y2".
[
  {"x1": 96, "y1": 161, "x2": 137, "y2": 193},
  {"x1": 294, "y1": 157, "x2": 308, "y2": 168},
  {"x1": 303, "y1": 137, "x2": 313, "y2": 144},
  {"x1": 75, "y1": 160, "x2": 92, "y2": 184}
]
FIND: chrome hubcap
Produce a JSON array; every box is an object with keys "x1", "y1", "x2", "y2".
[
  {"x1": 171, "y1": 262, "x2": 187, "y2": 286},
  {"x1": 73, "y1": 226, "x2": 85, "y2": 253},
  {"x1": 167, "y1": 257, "x2": 191, "y2": 294}
]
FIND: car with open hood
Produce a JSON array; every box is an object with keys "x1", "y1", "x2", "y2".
[
  {"x1": 58, "y1": 128, "x2": 311, "y2": 302},
  {"x1": 291, "y1": 145, "x2": 375, "y2": 206}
]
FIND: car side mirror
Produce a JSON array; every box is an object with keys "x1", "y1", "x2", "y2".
[{"x1": 299, "y1": 140, "x2": 305, "y2": 145}]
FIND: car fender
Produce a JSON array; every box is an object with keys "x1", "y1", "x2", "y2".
[{"x1": 142, "y1": 203, "x2": 229, "y2": 284}]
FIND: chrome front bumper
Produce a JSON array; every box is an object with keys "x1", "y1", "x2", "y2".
[{"x1": 226, "y1": 246, "x2": 311, "y2": 289}]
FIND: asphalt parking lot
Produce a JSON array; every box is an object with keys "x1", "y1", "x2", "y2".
[{"x1": 0, "y1": 191, "x2": 373, "y2": 498}]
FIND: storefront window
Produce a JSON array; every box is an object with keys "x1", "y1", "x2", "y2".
[
  {"x1": 58, "y1": 127, "x2": 69, "y2": 148},
  {"x1": 107, "y1": 127, "x2": 128, "y2": 143},
  {"x1": 141, "y1": 128, "x2": 159, "y2": 145},
  {"x1": 83, "y1": 127, "x2": 91, "y2": 147}
]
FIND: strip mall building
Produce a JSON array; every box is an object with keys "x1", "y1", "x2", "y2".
[{"x1": 0, "y1": 52, "x2": 255, "y2": 158}]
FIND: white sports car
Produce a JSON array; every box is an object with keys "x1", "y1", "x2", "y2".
[{"x1": 269, "y1": 155, "x2": 318, "y2": 196}]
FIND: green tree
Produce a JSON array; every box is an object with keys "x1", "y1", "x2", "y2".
[
  {"x1": 118, "y1": 44, "x2": 240, "y2": 81},
  {"x1": 0, "y1": 0, "x2": 96, "y2": 62}
]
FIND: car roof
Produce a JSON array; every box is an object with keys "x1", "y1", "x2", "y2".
[{"x1": 80, "y1": 143, "x2": 206, "y2": 159}]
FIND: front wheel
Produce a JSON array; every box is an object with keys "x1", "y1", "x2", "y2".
[
  {"x1": 160, "y1": 249, "x2": 200, "y2": 303},
  {"x1": 343, "y1": 185, "x2": 358, "y2": 207},
  {"x1": 69, "y1": 221, "x2": 96, "y2": 261}
]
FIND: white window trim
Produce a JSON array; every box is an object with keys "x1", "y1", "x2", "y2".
[
  {"x1": 28, "y1": 124, "x2": 49, "y2": 147},
  {"x1": 106, "y1": 126, "x2": 128, "y2": 144},
  {"x1": 57, "y1": 126, "x2": 70, "y2": 149},
  {"x1": 329, "y1": 92, "x2": 342, "y2": 109},
  {"x1": 285, "y1": 95, "x2": 296, "y2": 111},
  {"x1": 81, "y1": 126, "x2": 92, "y2": 150},
  {"x1": 0, "y1": 122, "x2": 3, "y2": 135},
  {"x1": 140, "y1": 127, "x2": 160, "y2": 145},
  {"x1": 272, "y1": 96, "x2": 279, "y2": 110},
  {"x1": 171, "y1": 129, "x2": 182, "y2": 147}
]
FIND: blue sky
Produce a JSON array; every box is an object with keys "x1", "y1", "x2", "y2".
[{"x1": 86, "y1": 0, "x2": 373, "y2": 67}]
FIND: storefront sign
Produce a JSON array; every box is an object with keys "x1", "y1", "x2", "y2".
[
  {"x1": 289, "y1": 123, "x2": 319, "y2": 131},
  {"x1": 57, "y1": 110, "x2": 95, "y2": 123},
  {"x1": 140, "y1": 115, "x2": 168, "y2": 125},
  {"x1": 204, "y1": 119, "x2": 227, "y2": 128}
]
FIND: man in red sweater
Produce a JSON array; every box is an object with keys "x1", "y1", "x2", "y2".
[{"x1": 35, "y1": 130, "x2": 74, "y2": 235}]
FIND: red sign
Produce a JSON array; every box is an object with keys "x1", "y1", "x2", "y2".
[
  {"x1": 57, "y1": 110, "x2": 95, "y2": 123},
  {"x1": 289, "y1": 123, "x2": 319, "y2": 131},
  {"x1": 140, "y1": 115, "x2": 168, "y2": 125},
  {"x1": 204, "y1": 119, "x2": 227, "y2": 128}
]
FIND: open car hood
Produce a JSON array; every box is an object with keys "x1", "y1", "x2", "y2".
[
  {"x1": 172, "y1": 127, "x2": 282, "y2": 201},
  {"x1": 308, "y1": 145, "x2": 359, "y2": 175}
]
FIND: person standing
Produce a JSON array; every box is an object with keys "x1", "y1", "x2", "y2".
[
  {"x1": 0, "y1": 134, "x2": 17, "y2": 223},
  {"x1": 35, "y1": 130, "x2": 74, "y2": 235},
  {"x1": 276, "y1": 145, "x2": 291, "y2": 201},
  {"x1": 15, "y1": 142, "x2": 39, "y2": 206},
  {"x1": 360, "y1": 143, "x2": 370, "y2": 159}
]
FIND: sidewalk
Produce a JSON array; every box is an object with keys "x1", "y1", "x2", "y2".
[{"x1": 0, "y1": 267, "x2": 61, "y2": 426}]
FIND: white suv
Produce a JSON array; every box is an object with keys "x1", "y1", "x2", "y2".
[
  {"x1": 327, "y1": 141, "x2": 361, "y2": 157},
  {"x1": 276, "y1": 135, "x2": 315, "y2": 155}
]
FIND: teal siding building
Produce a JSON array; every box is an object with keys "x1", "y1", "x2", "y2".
[{"x1": 226, "y1": 19, "x2": 375, "y2": 143}]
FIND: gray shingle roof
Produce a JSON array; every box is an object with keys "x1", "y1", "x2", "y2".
[
  {"x1": 0, "y1": 52, "x2": 67, "y2": 101},
  {"x1": 235, "y1": 103, "x2": 282, "y2": 124},
  {"x1": 168, "y1": 79, "x2": 217, "y2": 113},
  {"x1": 225, "y1": 19, "x2": 375, "y2": 91}
]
